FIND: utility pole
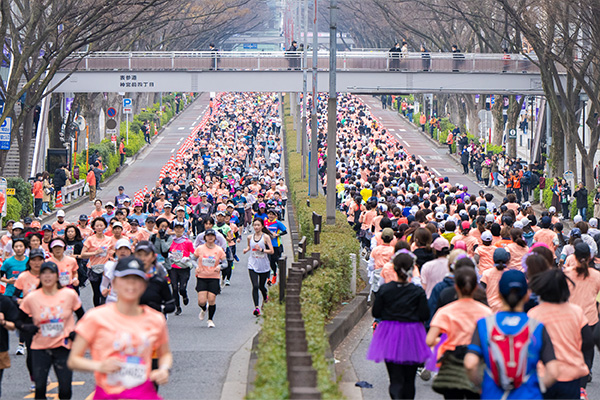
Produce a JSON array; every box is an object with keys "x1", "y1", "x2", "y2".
[
  {"x1": 309, "y1": 0, "x2": 318, "y2": 197},
  {"x1": 301, "y1": 0, "x2": 308, "y2": 180},
  {"x1": 326, "y1": 0, "x2": 337, "y2": 224}
]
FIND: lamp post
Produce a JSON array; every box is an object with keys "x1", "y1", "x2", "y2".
[
  {"x1": 308, "y1": 0, "x2": 318, "y2": 197},
  {"x1": 326, "y1": 0, "x2": 337, "y2": 224}
]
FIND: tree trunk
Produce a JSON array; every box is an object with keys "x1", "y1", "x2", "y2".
[
  {"x1": 464, "y1": 95, "x2": 481, "y2": 135},
  {"x1": 549, "y1": 107, "x2": 564, "y2": 177},
  {"x1": 506, "y1": 95, "x2": 524, "y2": 159},
  {"x1": 19, "y1": 107, "x2": 35, "y2": 179},
  {"x1": 491, "y1": 95, "x2": 504, "y2": 146}
]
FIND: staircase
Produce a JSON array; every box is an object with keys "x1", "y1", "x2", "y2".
[{"x1": 3, "y1": 130, "x2": 35, "y2": 178}]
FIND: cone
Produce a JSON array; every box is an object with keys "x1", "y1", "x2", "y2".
[{"x1": 55, "y1": 190, "x2": 63, "y2": 208}]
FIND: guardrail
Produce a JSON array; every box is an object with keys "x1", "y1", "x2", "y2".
[
  {"x1": 58, "y1": 51, "x2": 554, "y2": 74},
  {"x1": 61, "y1": 180, "x2": 86, "y2": 204}
]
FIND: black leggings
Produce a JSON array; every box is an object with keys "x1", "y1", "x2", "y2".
[
  {"x1": 385, "y1": 362, "x2": 418, "y2": 399},
  {"x1": 249, "y1": 270, "x2": 269, "y2": 307},
  {"x1": 442, "y1": 389, "x2": 480, "y2": 399},
  {"x1": 169, "y1": 268, "x2": 191, "y2": 308},
  {"x1": 268, "y1": 246, "x2": 282, "y2": 276},
  {"x1": 88, "y1": 270, "x2": 105, "y2": 307},
  {"x1": 32, "y1": 347, "x2": 72, "y2": 400}
]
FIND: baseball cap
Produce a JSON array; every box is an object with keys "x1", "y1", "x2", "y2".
[
  {"x1": 115, "y1": 238, "x2": 132, "y2": 250},
  {"x1": 49, "y1": 239, "x2": 65, "y2": 248},
  {"x1": 113, "y1": 256, "x2": 147, "y2": 280},
  {"x1": 548, "y1": 206, "x2": 557, "y2": 213},
  {"x1": 485, "y1": 214, "x2": 495, "y2": 223},
  {"x1": 493, "y1": 248, "x2": 511, "y2": 264},
  {"x1": 56, "y1": 210, "x2": 65, "y2": 217},
  {"x1": 164, "y1": 201, "x2": 172, "y2": 208},
  {"x1": 381, "y1": 228, "x2": 395, "y2": 241},
  {"x1": 29, "y1": 248, "x2": 45, "y2": 260},
  {"x1": 216, "y1": 210, "x2": 226, "y2": 216},
  {"x1": 521, "y1": 217, "x2": 530, "y2": 227},
  {"x1": 570, "y1": 228, "x2": 582, "y2": 238},
  {"x1": 590, "y1": 218, "x2": 599, "y2": 228},
  {"x1": 460, "y1": 221, "x2": 471, "y2": 230},
  {"x1": 174, "y1": 206, "x2": 185, "y2": 212},
  {"x1": 499, "y1": 270, "x2": 528, "y2": 300},
  {"x1": 40, "y1": 261, "x2": 59, "y2": 274},
  {"x1": 540, "y1": 216, "x2": 552, "y2": 228},
  {"x1": 481, "y1": 230, "x2": 493, "y2": 242},
  {"x1": 23, "y1": 217, "x2": 32, "y2": 224},
  {"x1": 129, "y1": 219, "x2": 139, "y2": 226},
  {"x1": 123, "y1": 198, "x2": 131, "y2": 203},
  {"x1": 574, "y1": 241, "x2": 591, "y2": 259},
  {"x1": 573, "y1": 215, "x2": 583, "y2": 223},
  {"x1": 435, "y1": 212, "x2": 444, "y2": 220},
  {"x1": 112, "y1": 221, "x2": 123, "y2": 229},
  {"x1": 522, "y1": 202, "x2": 531, "y2": 209},
  {"x1": 106, "y1": 202, "x2": 115, "y2": 208},
  {"x1": 432, "y1": 237, "x2": 449, "y2": 251},
  {"x1": 173, "y1": 220, "x2": 186, "y2": 227},
  {"x1": 118, "y1": 186, "x2": 125, "y2": 190},
  {"x1": 258, "y1": 203, "x2": 266, "y2": 209},
  {"x1": 204, "y1": 228, "x2": 217, "y2": 237},
  {"x1": 513, "y1": 221, "x2": 523, "y2": 229},
  {"x1": 13, "y1": 222, "x2": 24, "y2": 230},
  {"x1": 134, "y1": 202, "x2": 143, "y2": 208},
  {"x1": 135, "y1": 241, "x2": 156, "y2": 254},
  {"x1": 79, "y1": 214, "x2": 88, "y2": 221},
  {"x1": 41, "y1": 224, "x2": 52, "y2": 231},
  {"x1": 145, "y1": 216, "x2": 156, "y2": 223}
]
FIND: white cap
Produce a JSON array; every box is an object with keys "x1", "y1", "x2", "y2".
[
  {"x1": 573, "y1": 215, "x2": 583, "y2": 223},
  {"x1": 174, "y1": 206, "x2": 185, "y2": 212},
  {"x1": 410, "y1": 206, "x2": 419, "y2": 215},
  {"x1": 549, "y1": 206, "x2": 556, "y2": 213},
  {"x1": 521, "y1": 217, "x2": 530, "y2": 226},
  {"x1": 514, "y1": 221, "x2": 524, "y2": 229},
  {"x1": 106, "y1": 202, "x2": 115, "y2": 208},
  {"x1": 481, "y1": 230, "x2": 493, "y2": 242},
  {"x1": 435, "y1": 212, "x2": 444, "y2": 220},
  {"x1": 485, "y1": 214, "x2": 495, "y2": 223},
  {"x1": 459, "y1": 209, "x2": 468, "y2": 216},
  {"x1": 112, "y1": 221, "x2": 123, "y2": 229},
  {"x1": 57, "y1": 210, "x2": 65, "y2": 217},
  {"x1": 13, "y1": 222, "x2": 24, "y2": 230},
  {"x1": 115, "y1": 238, "x2": 132, "y2": 250},
  {"x1": 590, "y1": 218, "x2": 598, "y2": 228}
]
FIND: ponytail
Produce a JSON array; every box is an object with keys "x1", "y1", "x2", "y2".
[
  {"x1": 455, "y1": 266, "x2": 478, "y2": 297},
  {"x1": 576, "y1": 257, "x2": 590, "y2": 278},
  {"x1": 510, "y1": 228, "x2": 527, "y2": 248},
  {"x1": 393, "y1": 252, "x2": 415, "y2": 282},
  {"x1": 495, "y1": 261, "x2": 507, "y2": 271},
  {"x1": 504, "y1": 288, "x2": 523, "y2": 311}
]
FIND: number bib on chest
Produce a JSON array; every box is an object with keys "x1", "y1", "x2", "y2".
[
  {"x1": 59, "y1": 271, "x2": 70, "y2": 286},
  {"x1": 107, "y1": 356, "x2": 147, "y2": 389},
  {"x1": 40, "y1": 320, "x2": 64, "y2": 337}
]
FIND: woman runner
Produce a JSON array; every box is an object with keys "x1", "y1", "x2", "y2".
[
  {"x1": 243, "y1": 218, "x2": 274, "y2": 316},
  {"x1": 81, "y1": 217, "x2": 114, "y2": 306}
]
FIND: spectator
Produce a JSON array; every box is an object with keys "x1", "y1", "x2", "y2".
[
  {"x1": 92, "y1": 161, "x2": 105, "y2": 191},
  {"x1": 52, "y1": 163, "x2": 67, "y2": 199},
  {"x1": 41, "y1": 171, "x2": 52, "y2": 215},
  {"x1": 574, "y1": 182, "x2": 589, "y2": 221},
  {"x1": 118, "y1": 138, "x2": 126, "y2": 166},
  {"x1": 86, "y1": 167, "x2": 96, "y2": 201},
  {"x1": 32, "y1": 173, "x2": 43, "y2": 219}
]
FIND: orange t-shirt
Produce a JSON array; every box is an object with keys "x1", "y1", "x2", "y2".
[
  {"x1": 528, "y1": 302, "x2": 589, "y2": 382},
  {"x1": 480, "y1": 268, "x2": 506, "y2": 312},
  {"x1": 533, "y1": 229, "x2": 558, "y2": 253},
  {"x1": 194, "y1": 244, "x2": 226, "y2": 279},
  {"x1": 83, "y1": 235, "x2": 114, "y2": 267},
  {"x1": 474, "y1": 245, "x2": 495, "y2": 274},
  {"x1": 370, "y1": 244, "x2": 395, "y2": 270},
  {"x1": 78, "y1": 225, "x2": 94, "y2": 240},
  {"x1": 90, "y1": 209, "x2": 104, "y2": 220},
  {"x1": 505, "y1": 243, "x2": 528, "y2": 271},
  {"x1": 20, "y1": 288, "x2": 81, "y2": 350},
  {"x1": 14, "y1": 271, "x2": 40, "y2": 297},
  {"x1": 565, "y1": 267, "x2": 600, "y2": 325},
  {"x1": 430, "y1": 298, "x2": 492, "y2": 357},
  {"x1": 75, "y1": 303, "x2": 169, "y2": 394},
  {"x1": 127, "y1": 229, "x2": 149, "y2": 246},
  {"x1": 48, "y1": 255, "x2": 79, "y2": 286},
  {"x1": 380, "y1": 261, "x2": 399, "y2": 284}
]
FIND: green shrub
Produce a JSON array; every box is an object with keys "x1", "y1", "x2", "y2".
[
  {"x1": 6, "y1": 196, "x2": 22, "y2": 223},
  {"x1": 246, "y1": 291, "x2": 288, "y2": 400},
  {"x1": 7, "y1": 177, "x2": 32, "y2": 219}
]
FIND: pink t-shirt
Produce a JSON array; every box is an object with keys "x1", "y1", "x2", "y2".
[
  {"x1": 83, "y1": 235, "x2": 114, "y2": 267},
  {"x1": 420, "y1": 257, "x2": 449, "y2": 298},
  {"x1": 168, "y1": 239, "x2": 195, "y2": 269}
]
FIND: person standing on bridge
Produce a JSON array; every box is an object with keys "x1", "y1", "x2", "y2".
[
  {"x1": 389, "y1": 42, "x2": 401, "y2": 71},
  {"x1": 286, "y1": 40, "x2": 299, "y2": 70}
]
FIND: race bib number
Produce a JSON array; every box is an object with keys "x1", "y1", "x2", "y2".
[
  {"x1": 59, "y1": 271, "x2": 70, "y2": 286},
  {"x1": 202, "y1": 257, "x2": 216, "y2": 267},
  {"x1": 99, "y1": 246, "x2": 108, "y2": 258},
  {"x1": 107, "y1": 356, "x2": 147, "y2": 389},
  {"x1": 40, "y1": 320, "x2": 64, "y2": 337},
  {"x1": 252, "y1": 249, "x2": 267, "y2": 259},
  {"x1": 64, "y1": 246, "x2": 74, "y2": 256},
  {"x1": 171, "y1": 250, "x2": 183, "y2": 261}
]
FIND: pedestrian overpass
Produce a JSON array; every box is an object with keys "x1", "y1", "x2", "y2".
[{"x1": 50, "y1": 51, "x2": 563, "y2": 95}]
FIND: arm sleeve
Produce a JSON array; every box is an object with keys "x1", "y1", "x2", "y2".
[
  {"x1": 161, "y1": 281, "x2": 176, "y2": 314},
  {"x1": 466, "y1": 323, "x2": 483, "y2": 357},
  {"x1": 417, "y1": 289, "x2": 430, "y2": 322},
  {"x1": 372, "y1": 289, "x2": 383, "y2": 319},
  {"x1": 539, "y1": 326, "x2": 556, "y2": 364},
  {"x1": 581, "y1": 324, "x2": 594, "y2": 355}
]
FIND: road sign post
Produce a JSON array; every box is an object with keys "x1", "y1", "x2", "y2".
[
  {"x1": 0, "y1": 178, "x2": 7, "y2": 228},
  {"x1": 123, "y1": 98, "x2": 133, "y2": 145},
  {"x1": 0, "y1": 116, "x2": 12, "y2": 150}
]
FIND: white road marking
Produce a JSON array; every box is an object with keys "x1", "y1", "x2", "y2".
[
  {"x1": 171, "y1": 148, "x2": 175, "y2": 153},
  {"x1": 403, "y1": 140, "x2": 411, "y2": 147},
  {"x1": 399, "y1": 129, "x2": 406, "y2": 132},
  {"x1": 431, "y1": 167, "x2": 441, "y2": 176},
  {"x1": 388, "y1": 129, "x2": 395, "y2": 132},
  {"x1": 178, "y1": 127, "x2": 185, "y2": 130},
  {"x1": 418, "y1": 155, "x2": 426, "y2": 162}
]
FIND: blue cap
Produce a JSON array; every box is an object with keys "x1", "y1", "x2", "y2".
[
  {"x1": 79, "y1": 214, "x2": 88, "y2": 221},
  {"x1": 493, "y1": 248, "x2": 511, "y2": 264},
  {"x1": 41, "y1": 224, "x2": 53, "y2": 231},
  {"x1": 499, "y1": 269, "x2": 528, "y2": 299}
]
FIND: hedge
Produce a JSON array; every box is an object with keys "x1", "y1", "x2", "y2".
[
  {"x1": 6, "y1": 197, "x2": 21, "y2": 222},
  {"x1": 541, "y1": 185, "x2": 597, "y2": 220},
  {"x1": 7, "y1": 177, "x2": 33, "y2": 219},
  {"x1": 246, "y1": 291, "x2": 288, "y2": 400}
]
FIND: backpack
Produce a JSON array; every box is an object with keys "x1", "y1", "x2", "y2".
[
  {"x1": 484, "y1": 315, "x2": 539, "y2": 395},
  {"x1": 520, "y1": 171, "x2": 531, "y2": 185}
]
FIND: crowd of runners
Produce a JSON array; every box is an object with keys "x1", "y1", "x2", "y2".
[
  {"x1": 0, "y1": 92, "x2": 288, "y2": 399},
  {"x1": 305, "y1": 93, "x2": 600, "y2": 400},
  {"x1": 0, "y1": 89, "x2": 598, "y2": 400}
]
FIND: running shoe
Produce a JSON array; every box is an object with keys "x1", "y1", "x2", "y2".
[
  {"x1": 271, "y1": 274, "x2": 277, "y2": 285},
  {"x1": 372, "y1": 320, "x2": 379, "y2": 332},
  {"x1": 207, "y1": 320, "x2": 216, "y2": 328},
  {"x1": 267, "y1": 278, "x2": 272, "y2": 286},
  {"x1": 175, "y1": 307, "x2": 182, "y2": 316},
  {"x1": 225, "y1": 279, "x2": 231, "y2": 286},
  {"x1": 30, "y1": 384, "x2": 35, "y2": 392},
  {"x1": 253, "y1": 307, "x2": 261, "y2": 316},
  {"x1": 183, "y1": 296, "x2": 189, "y2": 306},
  {"x1": 418, "y1": 368, "x2": 432, "y2": 381},
  {"x1": 580, "y1": 387, "x2": 588, "y2": 400},
  {"x1": 234, "y1": 255, "x2": 239, "y2": 262},
  {"x1": 198, "y1": 309, "x2": 206, "y2": 321},
  {"x1": 15, "y1": 344, "x2": 25, "y2": 356}
]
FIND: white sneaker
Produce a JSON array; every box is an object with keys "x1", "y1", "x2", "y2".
[
  {"x1": 30, "y1": 383, "x2": 35, "y2": 392},
  {"x1": 198, "y1": 309, "x2": 206, "y2": 321},
  {"x1": 207, "y1": 320, "x2": 215, "y2": 328},
  {"x1": 225, "y1": 279, "x2": 231, "y2": 286},
  {"x1": 15, "y1": 344, "x2": 25, "y2": 356}
]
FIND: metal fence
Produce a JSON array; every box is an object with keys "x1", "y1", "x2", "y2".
[{"x1": 59, "y1": 51, "x2": 552, "y2": 74}]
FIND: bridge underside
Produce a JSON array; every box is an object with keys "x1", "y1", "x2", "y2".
[{"x1": 50, "y1": 70, "x2": 548, "y2": 95}]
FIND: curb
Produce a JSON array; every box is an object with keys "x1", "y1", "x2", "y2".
[
  {"x1": 38, "y1": 98, "x2": 199, "y2": 225},
  {"x1": 326, "y1": 287, "x2": 370, "y2": 352}
]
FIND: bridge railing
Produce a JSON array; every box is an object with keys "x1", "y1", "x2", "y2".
[{"x1": 59, "y1": 51, "x2": 553, "y2": 74}]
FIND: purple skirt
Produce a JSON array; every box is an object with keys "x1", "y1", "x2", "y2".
[{"x1": 367, "y1": 320, "x2": 432, "y2": 365}]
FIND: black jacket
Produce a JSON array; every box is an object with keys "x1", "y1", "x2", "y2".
[
  {"x1": 372, "y1": 282, "x2": 429, "y2": 322},
  {"x1": 53, "y1": 168, "x2": 67, "y2": 188},
  {"x1": 574, "y1": 188, "x2": 589, "y2": 208},
  {"x1": 141, "y1": 264, "x2": 175, "y2": 314}
]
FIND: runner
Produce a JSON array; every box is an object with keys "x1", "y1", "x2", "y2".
[
  {"x1": 243, "y1": 218, "x2": 274, "y2": 316},
  {"x1": 17, "y1": 261, "x2": 83, "y2": 400},
  {"x1": 167, "y1": 221, "x2": 194, "y2": 315},
  {"x1": 68, "y1": 256, "x2": 172, "y2": 399},
  {"x1": 101, "y1": 238, "x2": 133, "y2": 304},
  {"x1": 264, "y1": 209, "x2": 287, "y2": 285},
  {"x1": 192, "y1": 229, "x2": 226, "y2": 328},
  {"x1": 134, "y1": 241, "x2": 175, "y2": 316},
  {"x1": 80, "y1": 217, "x2": 115, "y2": 306}
]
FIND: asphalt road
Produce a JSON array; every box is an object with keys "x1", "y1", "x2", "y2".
[
  {"x1": 2, "y1": 93, "x2": 272, "y2": 400},
  {"x1": 344, "y1": 96, "x2": 600, "y2": 400}
]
